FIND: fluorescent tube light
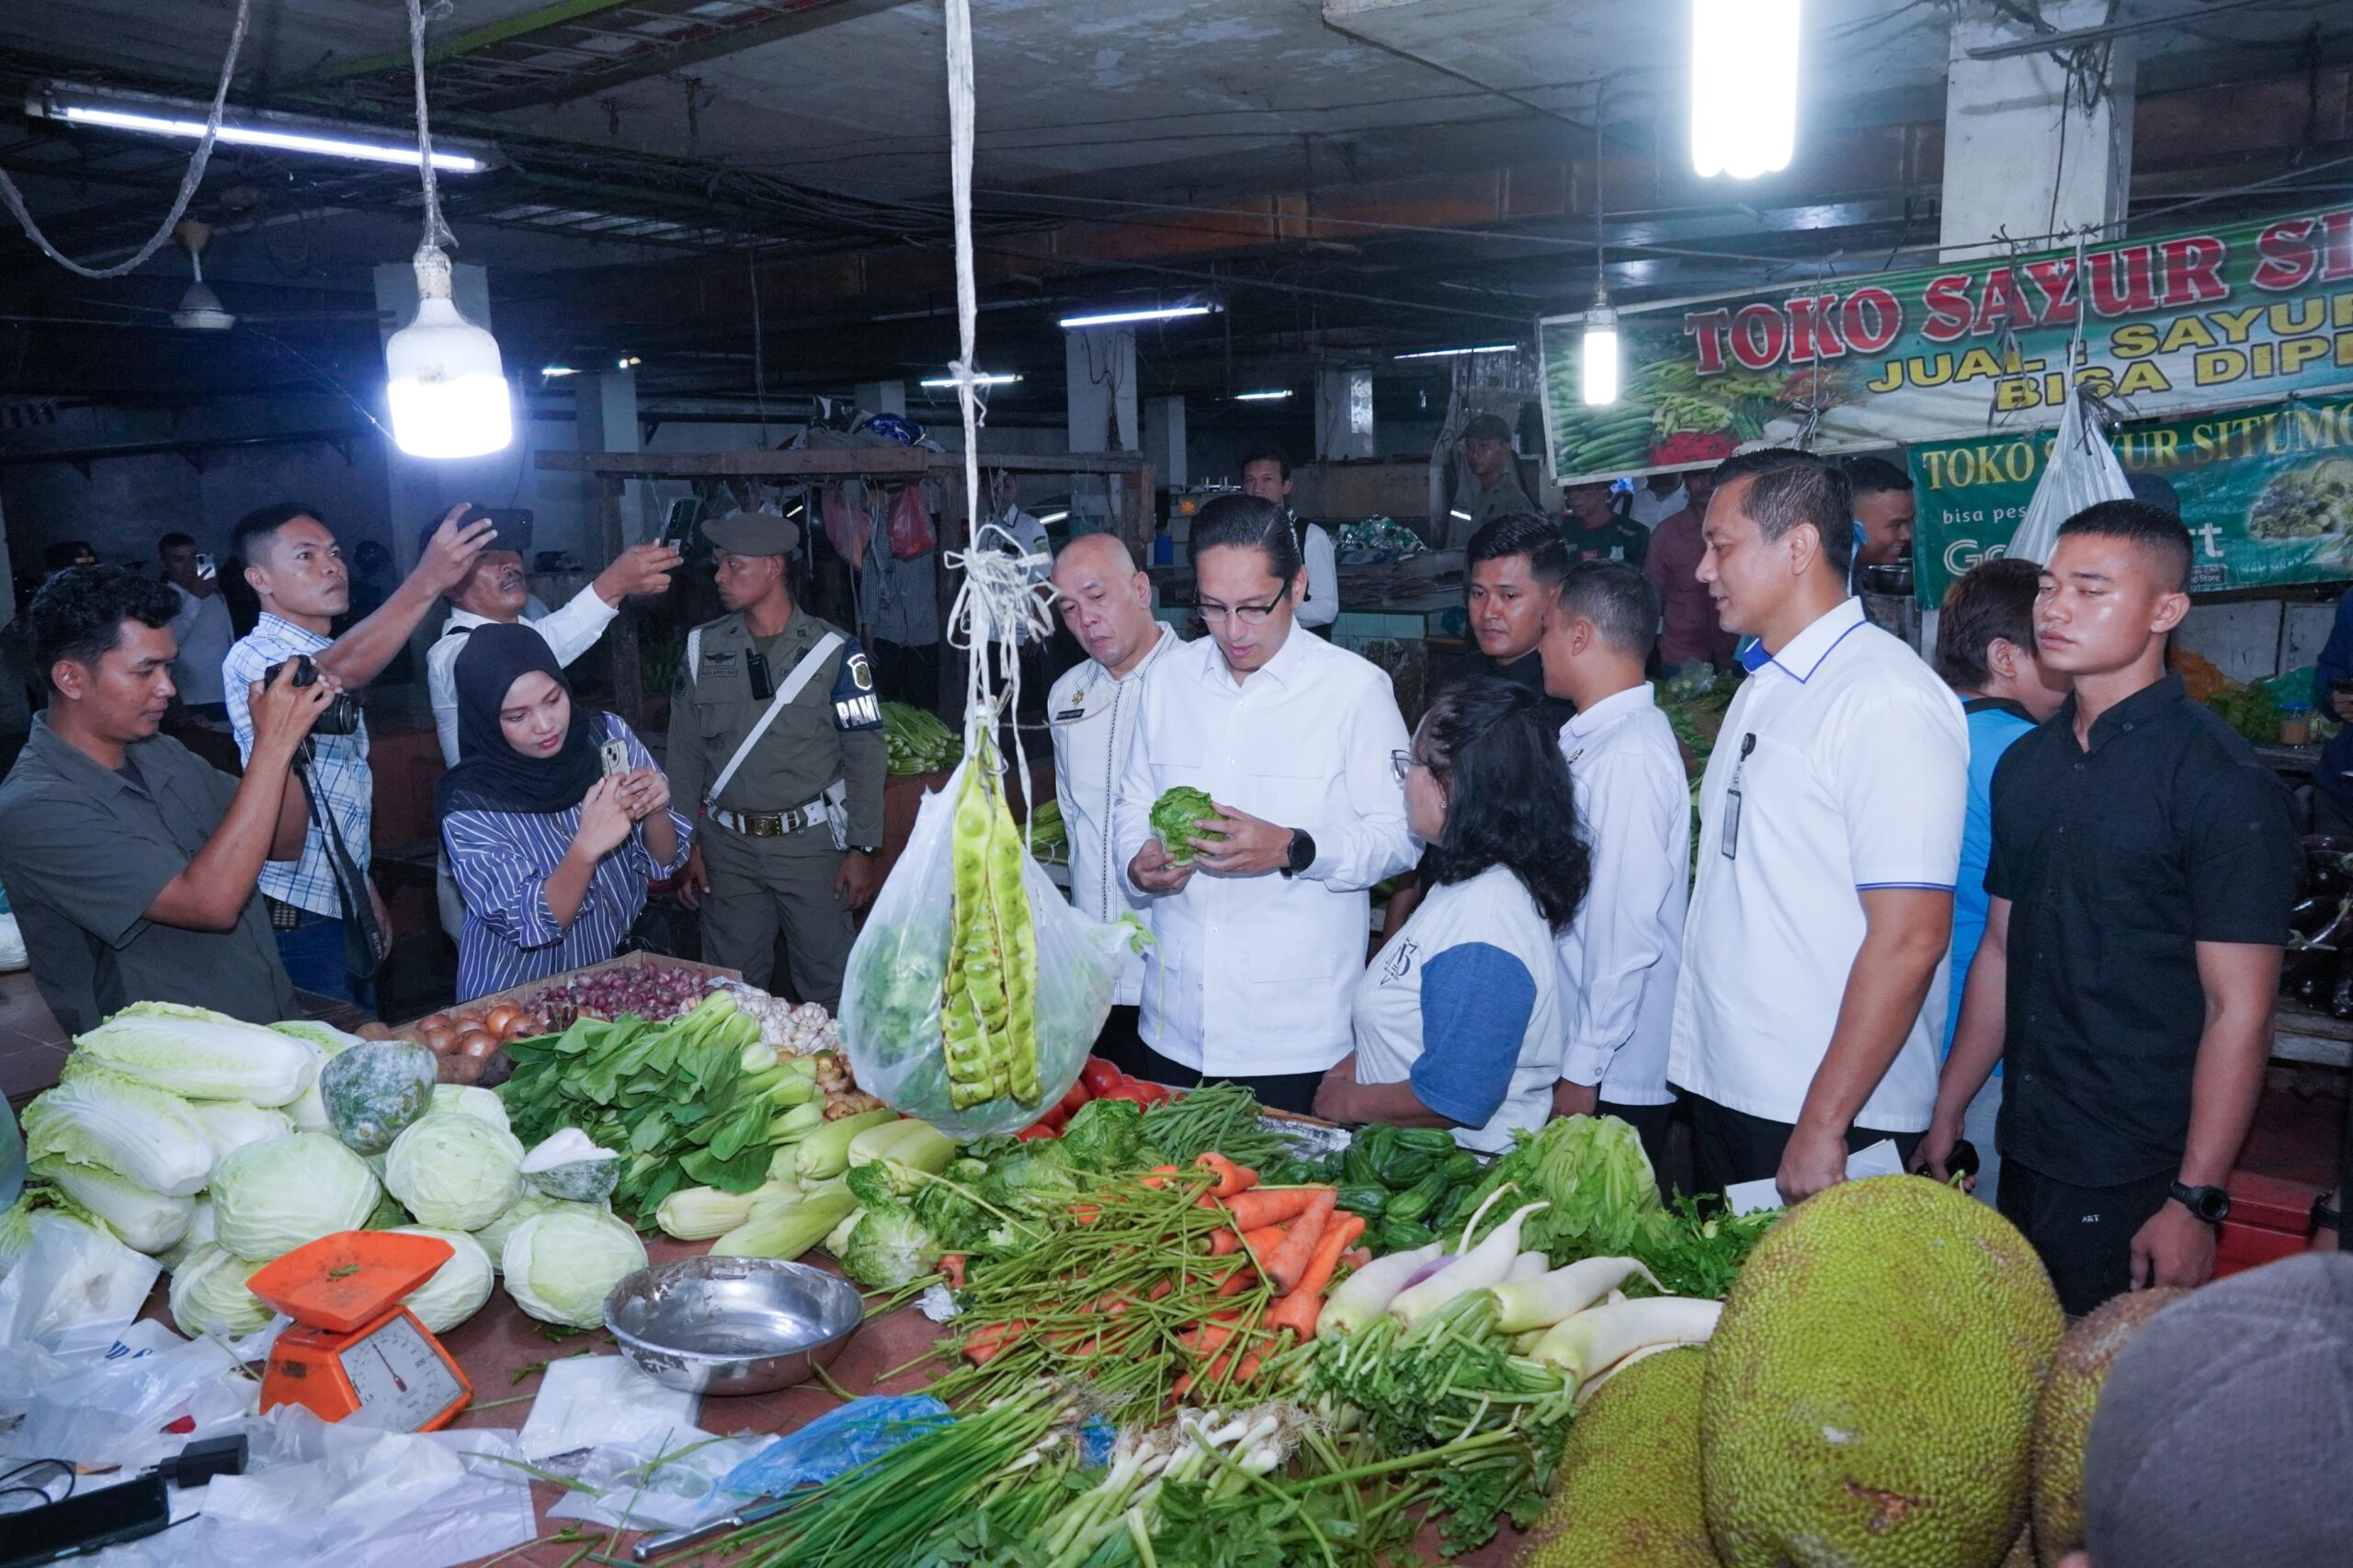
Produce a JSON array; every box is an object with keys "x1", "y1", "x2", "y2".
[
  {"x1": 1234, "y1": 390, "x2": 1291, "y2": 402},
  {"x1": 1581, "y1": 306, "x2": 1620, "y2": 406},
  {"x1": 37, "y1": 86, "x2": 488, "y2": 173},
  {"x1": 1392, "y1": 344, "x2": 1517, "y2": 361},
  {"x1": 1059, "y1": 304, "x2": 1215, "y2": 329},
  {"x1": 920, "y1": 372, "x2": 1020, "y2": 387}
]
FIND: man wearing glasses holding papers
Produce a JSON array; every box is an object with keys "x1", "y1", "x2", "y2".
[{"x1": 1115, "y1": 494, "x2": 1415, "y2": 1112}]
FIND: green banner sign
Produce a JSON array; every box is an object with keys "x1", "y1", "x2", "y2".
[
  {"x1": 1909, "y1": 394, "x2": 2353, "y2": 606},
  {"x1": 1539, "y1": 204, "x2": 2353, "y2": 484}
]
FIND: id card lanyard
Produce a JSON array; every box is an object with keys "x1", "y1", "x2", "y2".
[{"x1": 1721, "y1": 733, "x2": 1757, "y2": 859}]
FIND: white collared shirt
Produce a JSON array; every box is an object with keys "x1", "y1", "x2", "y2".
[
  {"x1": 428, "y1": 588, "x2": 620, "y2": 766},
  {"x1": 1668, "y1": 597, "x2": 1967, "y2": 1132},
  {"x1": 1048, "y1": 622, "x2": 1178, "y2": 1006},
  {"x1": 1114, "y1": 629, "x2": 1415, "y2": 1076},
  {"x1": 1556, "y1": 684, "x2": 1687, "y2": 1106},
  {"x1": 1296, "y1": 523, "x2": 1339, "y2": 630}
]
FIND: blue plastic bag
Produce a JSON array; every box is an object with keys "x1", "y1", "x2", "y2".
[{"x1": 718, "y1": 1395, "x2": 952, "y2": 1499}]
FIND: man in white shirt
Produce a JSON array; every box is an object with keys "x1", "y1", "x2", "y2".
[
  {"x1": 1668, "y1": 449, "x2": 1967, "y2": 1205},
  {"x1": 424, "y1": 521, "x2": 679, "y2": 936},
  {"x1": 1630, "y1": 472, "x2": 1687, "y2": 531},
  {"x1": 1118, "y1": 494, "x2": 1414, "y2": 1111},
  {"x1": 1537, "y1": 559, "x2": 1687, "y2": 1183},
  {"x1": 158, "y1": 532, "x2": 233, "y2": 719},
  {"x1": 1047, "y1": 533, "x2": 1177, "y2": 1075},
  {"x1": 1239, "y1": 448, "x2": 1338, "y2": 633}
]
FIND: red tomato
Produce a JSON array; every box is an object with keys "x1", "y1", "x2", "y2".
[
  {"x1": 1080, "y1": 1058, "x2": 1124, "y2": 1096},
  {"x1": 1040, "y1": 1102, "x2": 1071, "y2": 1131},
  {"x1": 1128, "y1": 1081, "x2": 1174, "y2": 1107},
  {"x1": 1059, "y1": 1081, "x2": 1093, "y2": 1118},
  {"x1": 1096, "y1": 1084, "x2": 1150, "y2": 1108},
  {"x1": 1017, "y1": 1123, "x2": 1059, "y2": 1142}
]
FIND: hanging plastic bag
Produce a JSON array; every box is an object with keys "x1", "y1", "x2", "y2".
[
  {"x1": 823, "y1": 483, "x2": 869, "y2": 572},
  {"x1": 886, "y1": 482, "x2": 938, "y2": 560}
]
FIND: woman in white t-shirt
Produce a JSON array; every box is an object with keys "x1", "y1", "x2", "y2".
[{"x1": 1313, "y1": 677, "x2": 1592, "y2": 1153}]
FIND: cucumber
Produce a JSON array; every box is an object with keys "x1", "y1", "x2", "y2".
[
  {"x1": 1441, "y1": 1151, "x2": 1483, "y2": 1184},
  {"x1": 1392, "y1": 1128, "x2": 1460, "y2": 1155},
  {"x1": 1336, "y1": 1184, "x2": 1391, "y2": 1218},
  {"x1": 1381, "y1": 1220, "x2": 1437, "y2": 1251}
]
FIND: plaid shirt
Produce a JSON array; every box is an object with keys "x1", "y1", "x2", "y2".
[{"x1": 224, "y1": 614, "x2": 371, "y2": 920}]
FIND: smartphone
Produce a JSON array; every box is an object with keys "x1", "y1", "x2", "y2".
[
  {"x1": 600, "y1": 738, "x2": 631, "y2": 777},
  {"x1": 471, "y1": 507, "x2": 534, "y2": 555},
  {"x1": 659, "y1": 497, "x2": 703, "y2": 554},
  {"x1": 0, "y1": 1475, "x2": 173, "y2": 1566},
  {"x1": 193, "y1": 551, "x2": 216, "y2": 581}
]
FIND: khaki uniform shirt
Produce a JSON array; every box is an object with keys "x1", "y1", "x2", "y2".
[
  {"x1": 666, "y1": 609, "x2": 887, "y2": 849},
  {"x1": 0, "y1": 716, "x2": 297, "y2": 1035}
]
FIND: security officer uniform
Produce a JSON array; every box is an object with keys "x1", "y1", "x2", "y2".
[{"x1": 668, "y1": 511, "x2": 887, "y2": 1007}]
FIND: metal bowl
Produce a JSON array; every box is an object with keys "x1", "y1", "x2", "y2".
[{"x1": 603, "y1": 1255, "x2": 863, "y2": 1396}]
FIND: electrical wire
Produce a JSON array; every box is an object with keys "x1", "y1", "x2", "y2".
[
  {"x1": 405, "y1": 0, "x2": 456, "y2": 266},
  {"x1": 0, "y1": 0, "x2": 254, "y2": 278}
]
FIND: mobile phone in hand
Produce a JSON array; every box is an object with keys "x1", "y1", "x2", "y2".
[{"x1": 600, "y1": 738, "x2": 631, "y2": 777}]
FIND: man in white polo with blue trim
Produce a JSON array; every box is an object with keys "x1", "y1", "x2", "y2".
[{"x1": 1667, "y1": 449, "x2": 1967, "y2": 1207}]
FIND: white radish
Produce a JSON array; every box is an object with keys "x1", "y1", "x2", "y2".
[
  {"x1": 1390, "y1": 1201, "x2": 1549, "y2": 1327},
  {"x1": 1317, "y1": 1242, "x2": 1444, "y2": 1339},
  {"x1": 1488, "y1": 1256, "x2": 1667, "y2": 1335},
  {"x1": 1504, "y1": 1250, "x2": 1550, "y2": 1282},
  {"x1": 1528, "y1": 1297, "x2": 1722, "y2": 1396}
]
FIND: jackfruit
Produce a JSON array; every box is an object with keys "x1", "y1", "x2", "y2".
[
  {"x1": 1516, "y1": 1346, "x2": 1716, "y2": 1568},
  {"x1": 2030, "y1": 1286, "x2": 2188, "y2": 1566},
  {"x1": 1699, "y1": 1176, "x2": 2064, "y2": 1568}
]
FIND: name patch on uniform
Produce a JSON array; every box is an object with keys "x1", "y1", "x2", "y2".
[{"x1": 832, "y1": 643, "x2": 883, "y2": 731}]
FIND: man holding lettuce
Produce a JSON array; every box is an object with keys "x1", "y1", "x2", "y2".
[{"x1": 0, "y1": 565, "x2": 338, "y2": 1034}]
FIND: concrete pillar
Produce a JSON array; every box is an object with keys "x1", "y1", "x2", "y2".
[
  {"x1": 1143, "y1": 395, "x2": 1187, "y2": 492},
  {"x1": 1066, "y1": 327, "x2": 1138, "y2": 533},
  {"x1": 372, "y1": 260, "x2": 536, "y2": 571},
  {"x1": 1315, "y1": 366, "x2": 1375, "y2": 460},
  {"x1": 1938, "y1": 0, "x2": 2135, "y2": 262},
  {"x1": 575, "y1": 368, "x2": 655, "y2": 549},
  {"x1": 854, "y1": 381, "x2": 906, "y2": 418}
]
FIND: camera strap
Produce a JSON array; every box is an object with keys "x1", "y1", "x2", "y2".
[{"x1": 293, "y1": 741, "x2": 384, "y2": 982}]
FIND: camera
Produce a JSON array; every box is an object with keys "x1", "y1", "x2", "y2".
[{"x1": 263, "y1": 654, "x2": 362, "y2": 735}]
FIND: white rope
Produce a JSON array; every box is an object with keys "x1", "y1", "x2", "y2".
[
  {"x1": 406, "y1": 0, "x2": 459, "y2": 294},
  {"x1": 0, "y1": 0, "x2": 256, "y2": 278}
]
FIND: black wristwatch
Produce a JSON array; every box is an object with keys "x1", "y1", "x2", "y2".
[
  {"x1": 2169, "y1": 1179, "x2": 2232, "y2": 1226},
  {"x1": 1279, "y1": 829, "x2": 1316, "y2": 879},
  {"x1": 2311, "y1": 1191, "x2": 2341, "y2": 1235}
]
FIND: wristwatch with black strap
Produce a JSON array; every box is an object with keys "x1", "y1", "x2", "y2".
[
  {"x1": 2169, "y1": 1179, "x2": 2232, "y2": 1226},
  {"x1": 2311, "y1": 1190, "x2": 2341, "y2": 1235},
  {"x1": 1278, "y1": 829, "x2": 1316, "y2": 879}
]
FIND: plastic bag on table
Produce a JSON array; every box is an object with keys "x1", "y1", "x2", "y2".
[
  {"x1": 2006, "y1": 388, "x2": 2131, "y2": 568},
  {"x1": 545, "y1": 1434, "x2": 770, "y2": 1532},
  {"x1": 718, "y1": 1395, "x2": 951, "y2": 1498},
  {"x1": 838, "y1": 754, "x2": 1139, "y2": 1138}
]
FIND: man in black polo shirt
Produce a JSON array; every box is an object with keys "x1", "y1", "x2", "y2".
[
  {"x1": 1921, "y1": 500, "x2": 2298, "y2": 1314},
  {"x1": 0, "y1": 566, "x2": 335, "y2": 1034},
  {"x1": 1461, "y1": 513, "x2": 1575, "y2": 730}
]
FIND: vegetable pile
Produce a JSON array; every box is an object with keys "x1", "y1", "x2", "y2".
[
  {"x1": 1024, "y1": 795, "x2": 1066, "y2": 864},
  {"x1": 1310, "y1": 1122, "x2": 1485, "y2": 1255},
  {"x1": 883, "y1": 699, "x2": 959, "y2": 775},
  {"x1": 1016, "y1": 1054, "x2": 1170, "y2": 1141},
  {"x1": 942, "y1": 737, "x2": 1040, "y2": 1111},
  {"x1": 404, "y1": 999, "x2": 544, "y2": 1085}
]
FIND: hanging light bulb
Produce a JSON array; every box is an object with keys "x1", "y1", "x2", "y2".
[
  {"x1": 1581, "y1": 301, "x2": 1620, "y2": 407},
  {"x1": 383, "y1": 0, "x2": 511, "y2": 460},
  {"x1": 1691, "y1": 0, "x2": 1800, "y2": 180}
]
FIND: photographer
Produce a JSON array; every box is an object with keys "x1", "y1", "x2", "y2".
[
  {"x1": 0, "y1": 566, "x2": 337, "y2": 1033},
  {"x1": 222, "y1": 500, "x2": 494, "y2": 1002}
]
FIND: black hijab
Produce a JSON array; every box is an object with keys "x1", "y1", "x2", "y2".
[{"x1": 434, "y1": 622, "x2": 604, "y2": 818}]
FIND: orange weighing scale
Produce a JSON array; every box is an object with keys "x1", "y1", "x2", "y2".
[{"x1": 250, "y1": 1231, "x2": 473, "y2": 1433}]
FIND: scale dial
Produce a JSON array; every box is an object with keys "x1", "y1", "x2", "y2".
[{"x1": 337, "y1": 1312, "x2": 467, "y2": 1431}]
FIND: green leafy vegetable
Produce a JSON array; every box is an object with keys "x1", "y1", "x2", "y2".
[
  {"x1": 1440, "y1": 1113, "x2": 1663, "y2": 1264},
  {"x1": 1148, "y1": 786, "x2": 1222, "y2": 867}
]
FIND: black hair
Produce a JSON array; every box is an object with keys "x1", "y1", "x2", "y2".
[
  {"x1": 1840, "y1": 454, "x2": 1915, "y2": 497},
  {"x1": 158, "y1": 532, "x2": 196, "y2": 555},
  {"x1": 1420, "y1": 676, "x2": 1591, "y2": 934},
  {"x1": 1188, "y1": 493, "x2": 1302, "y2": 582},
  {"x1": 1934, "y1": 557, "x2": 2042, "y2": 690},
  {"x1": 28, "y1": 564, "x2": 182, "y2": 689},
  {"x1": 1238, "y1": 446, "x2": 1291, "y2": 481},
  {"x1": 1465, "y1": 513, "x2": 1570, "y2": 585},
  {"x1": 2056, "y1": 498, "x2": 2194, "y2": 593},
  {"x1": 1462, "y1": 413, "x2": 1514, "y2": 444},
  {"x1": 1555, "y1": 559, "x2": 1660, "y2": 659},
  {"x1": 232, "y1": 501, "x2": 324, "y2": 561},
  {"x1": 1711, "y1": 448, "x2": 1855, "y2": 574},
  {"x1": 41, "y1": 540, "x2": 95, "y2": 571}
]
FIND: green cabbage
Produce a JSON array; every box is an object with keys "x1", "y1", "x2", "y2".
[
  {"x1": 29, "y1": 1156, "x2": 193, "y2": 1254},
  {"x1": 167, "y1": 1244, "x2": 272, "y2": 1336},
  {"x1": 1149, "y1": 786, "x2": 1222, "y2": 867},
  {"x1": 72, "y1": 1001, "x2": 314, "y2": 1106},
  {"x1": 280, "y1": 1042, "x2": 333, "y2": 1133},
  {"x1": 270, "y1": 1018, "x2": 363, "y2": 1055},
  {"x1": 22, "y1": 1065, "x2": 214, "y2": 1196},
  {"x1": 0, "y1": 1186, "x2": 110, "y2": 1276},
  {"x1": 430, "y1": 1085, "x2": 510, "y2": 1132},
  {"x1": 210, "y1": 1132, "x2": 381, "y2": 1260},
  {"x1": 389, "y1": 1226, "x2": 495, "y2": 1332},
  {"x1": 159, "y1": 1196, "x2": 218, "y2": 1271},
  {"x1": 184, "y1": 1100, "x2": 295, "y2": 1164},
  {"x1": 517, "y1": 1129, "x2": 621, "y2": 1203},
  {"x1": 501, "y1": 1207, "x2": 647, "y2": 1328},
  {"x1": 384, "y1": 1112, "x2": 526, "y2": 1233},
  {"x1": 837, "y1": 1199, "x2": 943, "y2": 1290}
]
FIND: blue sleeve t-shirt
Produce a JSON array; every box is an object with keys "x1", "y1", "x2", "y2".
[{"x1": 1945, "y1": 699, "x2": 2037, "y2": 1066}]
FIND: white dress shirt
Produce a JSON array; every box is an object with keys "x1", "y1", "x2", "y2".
[
  {"x1": 427, "y1": 588, "x2": 620, "y2": 767},
  {"x1": 165, "y1": 582, "x2": 233, "y2": 708},
  {"x1": 1555, "y1": 684, "x2": 1687, "y2": 1106},
  {"x1": 1667, "y1": 598, "x2": 1968, "y2": 1133},
  {"x1": 1114, "y1": 629, "x2": 1415, "y2": 1076},
  {"x1": 1631, "y1": 482, "x2": 1687, "y2": 531},
  {"x1": 1048, "y1": 622, "x2": 1178, "y2": 1006},
  {"x1": 1296, "y1": 523, "x2": 1339, "y2": 630}
]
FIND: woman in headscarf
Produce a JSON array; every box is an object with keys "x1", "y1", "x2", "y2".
[{"x1": 437, "y1": 622, "x2": 692, "y2": 1001}]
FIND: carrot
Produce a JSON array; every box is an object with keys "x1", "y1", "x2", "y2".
[
  {"x1": 962, "y1": 1319, "x2": 1029, "y2": 1364},
  {"x1": 1211, "y1": 1264, "x2": 1254, "y2": 1298},
  {"x1": 1146, "y1": 1277, "x2": 1175, "y2": 1302},
  {"x1": 940, "y1": 1254, "x2": 967, "y2": 1290},
  {"x1": 1219, "y1": 1185, "x2": 1326, "y2": 1231},
  {"x1": 1340, "y1": 1248, "x2": 1372, "y2": 1271},
  {"x1": 1264, "y1": 1288, "x2": 1321, "y2": 1342},
  {"x1": 1231, "y1": 1349, "x2": 1266, "y2": 1384},
  {"x1": 1068, "y1": 1201, "x2": 1101, "y2": 1225},
  {"x1": 1239, "y1": 1221, "x2": 1290, "y2": 1266},
  {"x1": 1264, "y1": 1212, "x2": 1365, "y2": 1343},
  {"x1": 1261, "y1": 1190, "x2": 1336, "y2": 1294},
  {"x1": 1140, "y1": 1165, "x2": 1182, "y2": 1189},
  {"x1": 1206, "y1": 1228, "x2": 1243, "y2": 1257},
  {"x1": 1195, "y1": 1153, "x2": 1256, "y2": 1198}
]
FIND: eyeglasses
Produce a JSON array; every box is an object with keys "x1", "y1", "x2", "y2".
[
  {"x1": 1198, "y1": 580, "x2": 1292, "y2": 626},
  {"x1": 1391, "y1": 749, "x2": 1419, "y2": 784}
]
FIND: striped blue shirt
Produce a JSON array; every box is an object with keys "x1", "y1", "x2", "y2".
[
  {"x1": 225, "y1": 614, "x2": 370, "y2": 920},
  {"x1": 441, "y1": 713, "x2": 694, "y2": 1001}
]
